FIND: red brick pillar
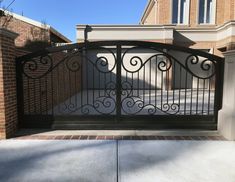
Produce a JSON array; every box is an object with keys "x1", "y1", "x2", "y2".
[{"x1": 0, "y1": 28, "x2": 19, "y2": 139}]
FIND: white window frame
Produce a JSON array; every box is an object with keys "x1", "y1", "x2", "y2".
[
  {"x1": 171, "y1": 0, "x2": 190, "y2": 25},
  {"x1": 198, "y1": 0, "x2": 216, "y2": 24}
]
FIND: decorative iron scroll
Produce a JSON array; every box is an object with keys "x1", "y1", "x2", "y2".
[
  {"x1": 120, "y1": 80, "x2": 180, "y2": 115},
  {"x1": 121, "y1": 95, "x2": 180, "y2": 115},
  {"x1": 54, "y1": 48, "x2": 117, "y2": 115},
  {"x1": 17, "y1": 41, "x2": 223, "y2": 119},
  {"x1": 185, "y1": 55, "x2": 216, "y2": 79},
  {"x1": 119, "y1": 46, "x2": 217, "y2": 115},
  {"x1": 22, "y1": 55, "x2": 53, "y2": 79},
  {"x1": 121, "y1": 47, "x2": 178, "y2": 115},
  {"x1": 21, "y1": 46, "x2": 117, "y2": 79},
  {"x1": 58, "y1": 81, "x2": 116, "y2": 115},
  {"x1": 65, "y1": 56, "x2": 81, "y2": 72},
  {"x1": 121, "y1": 49, "x2": 173, "y2": 73}
]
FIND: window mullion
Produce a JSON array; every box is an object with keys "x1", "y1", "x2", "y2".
[
  {"x1": 209, "y1": 0, "x2": 213, "y2": 23},
  {"x1": 178, "y1": 0, "x2": 181, "y2": 23},
  {"x1": 183, "y1": 0, "x2": 187, "y2": 24},
  {"x1": 204, "y1": 0, "x2": 208, "y2": 23}
]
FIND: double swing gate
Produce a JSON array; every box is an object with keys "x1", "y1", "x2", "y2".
[{"x1": 16, "y1": 41, "x2": 224, "y2": 129}]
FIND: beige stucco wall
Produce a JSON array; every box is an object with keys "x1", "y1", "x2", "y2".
[{"x1": 218, "y1": 50, "x2": 235, "y2": 140}]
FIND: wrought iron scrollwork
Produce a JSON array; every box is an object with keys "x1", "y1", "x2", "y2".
[
  {"x1": 121, "y1": 48, "x2": 172, "y2": 73},
  {"x1": 91, "y1": 48, "x2": 117, "y2": 73},
  {"x1": 121, "y1": 95, "x2": 180, "y2": 115},
  {"x1": 58, "y1": 95, "x2": 116, "y2": 115},
  {"x1": 65, "y1": 56, "x2": 81, "y2": 72},
  {"x1": 105, "y1": 81, "x2": 116, "y2": 97},
  {"x1": 185, "y1": 55, "x2": 216, "y2": 79},
  {"x1": 120, "y1": 47, "x2": 179, "y2": 115},
  {"x1": 121, "y1": 81, "x2": 133, "y2": 97},
  {"x1": 21, "y1": 46, "x2": 117, "y2": 79},
  {"x1": 162, "y1": 103, "x2": 180, "y2": 114},
  {"x1": 58, "y1": 80, "x2": 117, "y2": 115},
  {"x1": 157, "y1": 54, "x2": 172, "y2": 72},
  {"x1": 22, "y1": 55, "x2": 53, "y2": 79},
  {"x1": 17, "y1": 41, "x2": 223, "y2": 124},
  {"x1": 95, "y1": 56, "x2": 110, "y2": 73}
]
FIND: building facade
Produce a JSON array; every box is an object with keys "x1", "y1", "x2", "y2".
[
  {"x1": 77, "y1": 0, "x2": 235, "y2": 56},
  {"x1": 141, "y1": 0, "x2": 234, "y2": 27},
  {"x1": 0, "y1": 9, "x2": 71, "y2": 52},
  {"x1": 140, "y1": 0, "x2": 235, "y2": 56}
]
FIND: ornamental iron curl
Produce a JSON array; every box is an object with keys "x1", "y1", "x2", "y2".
[
  {"x1": 185, "y1": 55, "x2": 216, "y2": 79},
  {"x1": 65, "y1": 56, "x2": 81, "y2": 72},
  {"x1": 21, "y1": 46, "x2": 117, "y2": 79},
  {"x1": 121, "y1": 81, "x2": 133, "y2": 97},
  {"x1": 95, "y1": 56, "x2": 110, "y2": 73},
  {"x1": 88, "y1": 48, "x2": 117, "y2": 73},
  {"x1": 121, "y1": 96, "x2": 180, "y2": 115},
  {"x1": 104, "y1": 81, "x2": 117, "y2": 97},
  {"x1": 58, "y1": 92, "x2": 116, "y2": 115},
  {"x1": 57, "y1": 80, "x2": 117, "y2": 115},
  {"x1": 121, "y1": 47, "x2": 172, "y2": 73},
  {"x1": 22, "y1": 55, "x2": 53, "y2": 79}
]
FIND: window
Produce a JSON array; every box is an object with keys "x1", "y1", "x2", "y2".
[
  {"x1": 198, "y1": 0, "x2": 216, "y2": 24},
  {"x1": 172, "y1": 0, "x2": 190, "y2": 24}
]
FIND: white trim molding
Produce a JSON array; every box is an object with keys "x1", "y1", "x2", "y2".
[
  {"x1": 76, "y1": 21, "x2": 235, "y2": 46},
  {"x1": 76, "y1": 24, "x2": 175, "y2": 42}
]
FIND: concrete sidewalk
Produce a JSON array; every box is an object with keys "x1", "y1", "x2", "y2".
[{"x1": 0, "y1": 140, "x2": 234, "y2": 182}]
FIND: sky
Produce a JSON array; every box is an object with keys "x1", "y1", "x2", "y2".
[{"x1": 1, "y1": 0, "x2": 147, "y2": 42}]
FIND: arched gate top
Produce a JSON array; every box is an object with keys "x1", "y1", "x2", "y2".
[{"x1": 17, "y1": 40, "x2": 224, "y2": 62}]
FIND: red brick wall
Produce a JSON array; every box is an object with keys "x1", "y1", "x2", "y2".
[
  {"x1": 0, "y1": 28, "x2": 80, "y2": 137},
  {"x1": 0, "y1": 29, "x2": 18, "y2": 139},
  {"x1": 0, "y1": 16, "x2": 50, "y2": 48},
  {"x1": 21, "y1": 52, "x2": 82, "y2": 117}
]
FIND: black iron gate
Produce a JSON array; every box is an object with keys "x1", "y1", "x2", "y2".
[{"x1": 16, "y1": 41, "x2": 224, "y2": 129}]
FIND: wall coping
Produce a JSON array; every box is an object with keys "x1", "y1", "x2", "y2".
[
  {"x1": 0, "y1": 28, "x2": 19, "y2": 39},
  {"x1": 76, "y1": 21, "x2": 235, "y2": 44},
  {"x1": 76, "y1": 25, "x2": 175, "y2": 42},
  {"x1": 76, "y1": 24, "x2": 176, "y2": 30}
]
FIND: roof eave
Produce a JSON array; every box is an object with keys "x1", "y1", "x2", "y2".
[
  {"x1": 50, "y1": 27, "x2": 72, "y2": 43},
  {"x1": 0, "y1": 8, "x2": 71, "y2": 43}
]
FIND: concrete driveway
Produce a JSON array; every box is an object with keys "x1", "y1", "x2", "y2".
[{"x1": 0, "y1": 140, "x2": 235, "y2": 182}]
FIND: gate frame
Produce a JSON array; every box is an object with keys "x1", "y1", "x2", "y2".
[{"x1": 16, "y1": 41, "x2": 224, "y2": 130}]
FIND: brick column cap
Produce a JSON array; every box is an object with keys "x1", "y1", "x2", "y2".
[{"x1": 0, "y1": 28, "x2": 18, "y2": 39}]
